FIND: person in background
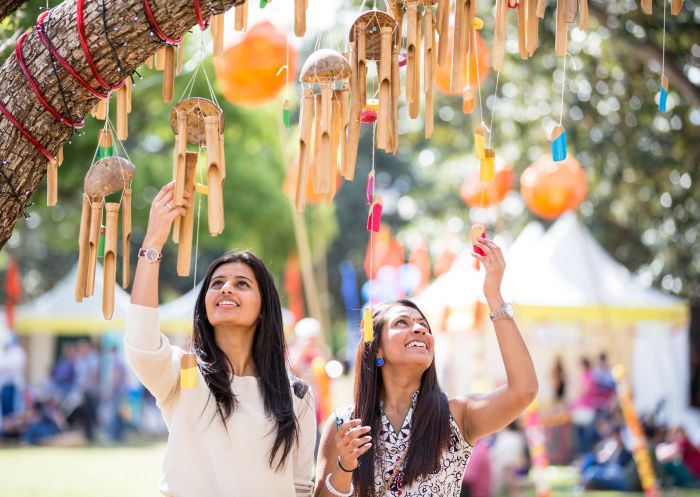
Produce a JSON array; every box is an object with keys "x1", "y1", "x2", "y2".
[
  {"x1": 461, "y1": 439, "x2": 492, "y2": 497},
  {"x1": 0, "y1": 337, "x2": 27, "y2": 420},
  {"x1": 490, "y1": 422, "x2": 528, "y2": 497},
  {"x1": 551, "y1": 356, "x2": 567, "y2": 405},
  {"x1": 571, "y1": 357, "x2": 597, "y2": 454},
  {"x1": 72, "y1": 340, "x2": 100, "y2": 441},
  {"x1": 103, "y1": 346, "x2": 127, "y2": 442},
  {"x1": 292, "y1": 317, "x2": 328, "y2": 426}
]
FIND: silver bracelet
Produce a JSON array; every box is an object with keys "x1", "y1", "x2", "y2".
[{"x1": 325, "y1": 473, "x2": 354, "y2": 497}]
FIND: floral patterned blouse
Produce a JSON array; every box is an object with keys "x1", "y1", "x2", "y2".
[{"x1": 335, "y1": 391, "x2": 473, "y2": 496}]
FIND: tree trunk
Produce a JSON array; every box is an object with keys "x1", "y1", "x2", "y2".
[
  {"x1": 0, "y1": 0, "x2": 29, "y2": 21},
  {"x1": 0, "y1": 0, "x2": 243, "y2": 249}
]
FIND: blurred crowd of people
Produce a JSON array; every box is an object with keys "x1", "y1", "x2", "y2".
[{"x1": 0, "y1": 338, "x2": 133, "y2": 446}]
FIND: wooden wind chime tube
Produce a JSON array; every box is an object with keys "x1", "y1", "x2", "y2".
[
  {"x1": 319, "y1": 87, "x2": 333, "y2": 195},
  {"x1": 234, "y1": 1, "x2": 248, "y2": 31},
  {"x1": 527, "y1": 0, "x2": 540, "y2": 56},
  {"x1": 211, "y1": 14, "x2": 225, "y2": 56},
  {"x1": 411, "y1": 7, "x2": 422, "y2": 120},
  {"x1": 564, "y1": 0, "x2": 577, "y2": 22},
  {"x1": 388, "y1": 0, "x2": 403, "y2": 26},
  {"x1": 75, "y1": 194, "x2": 91, "y2": 302},
  {"x1": 163, "y1": 45, "x2": 176, "y2": 103},
  {"x1": 579, "y1": 0, "x2": 589, "y2": 28},
  {"x1": 377, "y1": 26, "x2": 393, "y2": 151},
  {"x1": 391, "y1": 47, "x2": 400, "y2": 154},
  {"x1": 312, "y1": 93, "x2": 323, "y2": 194},
  {"x1": 177, "y1": 40, "x2": 185, "y2": 75},
  {"x1": 451, "y1": 0, "x2": 465, "y2": 91},
  {"x1": 518, "y1": 0, "x2": 528, "y2": 59},
  {"x1": 294, "y1": 0, "x2": 307, "y2": 37},
  {"x1": 357, "y1": 23, "x2": 368, "y2": 112},
  {"x1": 555, "y1": 0, "x2": 568, "y2": 56},
  {"x1": 205, "y1": 115, "x2": 224, "y2": 236},
  {"x1": 536, "y1": 0, "x2": 547, "y2": 17},
  {"x1": 493, "y1": 0, "x2": 507, "y2": 71},
  {"x1": 437, "y1": 0, "x2": 450, "y2": 66},
  {"x1": 406, "y1": 2, "x2": 420, "y2": 115},
  {"x1": 172, "y1": 109, "x2": 188, "y2": 243},
  {"x1": 344, "y1": 30, "x2": 363, "y2": 181},
  {"x1": 466, "y1": 0, "x2": 476, "y2": 59},
  {"x1": 296, "y1": 87, "x2": 314, "y2": 211},
  {"x1": 122, "y1": 188, "x2": 131, "y2": 289},
  {"x1": 328, "y1": 93, "x2": 342, "y2": 204},
  {"x1": 103, "y1": 203, "x2": 119, "y2": 320},
  {"x1": 424, "y1": 8, "x2": 436, "y2": 139},
  {"x1": 672, "y1": 0, "x2": 683, "y2": 15},
  {"x1": 177, "y1": 152, "x2": 198, "y2": 276},
  {"x1": 340, "y1": 82, "x2": 350, "y2": 173},
  {"x1": 117, "y1": 82, "x2": 129, "y2": 141},
  {"x1": 86, "y1": 198, "x2": 103, "y2": 298},
  {"x1": 641, "y1": 0, "x2": 652, "y2": 15},
  {"x1": 93, "y1": 97, "x2": 107, "y2": 120},
  {"x1": 47, "y1": 146, "x2": 63, "y2": 207},
  {"x1": 154, "y1": 46, "x2": 166, "y2": 71}
]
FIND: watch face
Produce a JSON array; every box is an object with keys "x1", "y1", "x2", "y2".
[
  {"x1": 145, "y1": 248, "x2": 159, "y2": 263},
  {"x1": 504, "y1": 303, "x2": 515, "y2": 318}
]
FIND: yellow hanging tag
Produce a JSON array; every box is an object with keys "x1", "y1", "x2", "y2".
[
  {"x1": 194, "y1": 183, "x2": 209, "y2": 196},
  {"x1": 474, "y1": 127, "x2": 486, "y2": 160},
  {"x1": 363, "y1": 307, "x2": 373, "y2": 342},
  {"x1": 180, "y1": 353, "x2": 197, "y2": 389},
  {"x1": 480, "y1": 148, "x2": 495, "y2": 181}
]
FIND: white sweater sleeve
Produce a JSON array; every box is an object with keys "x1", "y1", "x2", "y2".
[
  {"x1": 123, "y1": 303, "x2": 181, "y2": 406},
  {"x1": 294, "y1": 390, "x2": 317, "y2": 497}
]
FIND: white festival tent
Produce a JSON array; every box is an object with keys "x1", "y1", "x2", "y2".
[{"x1": 418, "y1": 212, "x2": 689, "y2": 424}]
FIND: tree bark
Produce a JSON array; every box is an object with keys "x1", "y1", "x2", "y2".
[
  {"x1": 0, "y1": 0, "x2": 29, "y2": 21},
  {"x1": 0, "y1": 0, "x2": 243, "y2": 249}
]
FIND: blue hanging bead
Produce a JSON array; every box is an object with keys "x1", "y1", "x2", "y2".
[
  {"x1": 551, "y1": 125, "x2": 567, "y2": 162},
  {"x1": 659, "y1": 75, "x2": 669, "y2": 112}
]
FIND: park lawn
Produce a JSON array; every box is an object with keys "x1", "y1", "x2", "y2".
[
  {"x1": 3, "y1": 444, "x2": 700, "y2": 497},
  {"x1": 0, "y1": 442, "x2": 165, "y2": 497}
]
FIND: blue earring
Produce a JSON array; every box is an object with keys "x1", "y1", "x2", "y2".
[{"x1": 376, "y1": 357, "x2": 384, "y2": 367}]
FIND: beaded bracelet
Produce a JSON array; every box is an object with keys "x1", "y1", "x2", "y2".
[{"x1": 324, "y1": 473, "x2": 354, "y2": 497}]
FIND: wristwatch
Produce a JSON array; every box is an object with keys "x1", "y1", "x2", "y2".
[
  {"x1": 138, "y1": 247, "x2": 162, "y2": 263},
  {"x1": 489, "y1": 302, "x2": 515, "y2": 321}
]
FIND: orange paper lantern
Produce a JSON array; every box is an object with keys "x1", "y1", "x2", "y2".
[
  {"x1": 520, "y1": 153, "x2": 588, "y2": 220},
  {"x1": 460, "y1": 161, "x2": 514, "y2": 208},
  {"x1": 436, "y1": 28, "x2": 490, "y2": 95},
  {"x1": 215, "y1": 22, "x2": 297, "y2": 106}
]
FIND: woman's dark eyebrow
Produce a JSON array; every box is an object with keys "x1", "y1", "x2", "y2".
[{"x1": 211, "y1": 274, "x2": 253, "y2": 283}]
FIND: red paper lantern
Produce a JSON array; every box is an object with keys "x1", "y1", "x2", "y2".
[
  {"x1": 215, "y1": 22, "x2": 297, "y2": 106},
  {"x1": 436, "y1": 28, "x2": 490, "y2": 95},
  {"x1": 460, "y1": 161, "x2": 514, "y2": 208},
  {"x1": 520, "y1": 153, "x2": 588, "y2": 220}
]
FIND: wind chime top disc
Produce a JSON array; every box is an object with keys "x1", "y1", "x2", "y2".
[
  {"x1": 84, "y1": 157, "x2": 135, "y2": 197},
  {"x1": 300, "y1": 49, "x2": 352, "y2": 84},
  {"x1": 349, "y1": 10, "x2": 400, "y2": 61},
  {"x1": 169, "y1": 97, "x2": 225, "y2": 146}
]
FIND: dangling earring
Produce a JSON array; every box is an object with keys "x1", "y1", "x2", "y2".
[{"x1": 376, "y1": 357, "x2": 385, "y2": 367}]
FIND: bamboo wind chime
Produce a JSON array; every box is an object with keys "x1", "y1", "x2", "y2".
[
  {"x1": 75, "y1": 129, "x2": 135, "y2": 320},
  {"x1": 295, "y1": 49, "x2": 352, "y2": 213},
  {"x1": 148, "y1": 44, "x2": 185, "y2": 102},
  {"x1": 170, "y1": 98, "x2": 226, "y2": 275},
  {"x1": 46, "y1": 146, "x2": 64, "y2": 207},
  {"x1": 346, "y1": 10, "x2": 401, "y2": 178}
]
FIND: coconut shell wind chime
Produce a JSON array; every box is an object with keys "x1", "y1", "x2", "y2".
[
  {"x1": 295, "y1": 49, "x2": 351, "y2": 213},
  {"x1": 75, "y1": 128, "x2": 135, "y2": 320},
  {"x1": 344, "y1": 9, "x2": 402, "y2": 180}
]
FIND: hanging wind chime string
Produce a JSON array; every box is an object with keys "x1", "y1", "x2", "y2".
[{"x1": 557, "y1": 53, "x2": 577, "y2": 125}]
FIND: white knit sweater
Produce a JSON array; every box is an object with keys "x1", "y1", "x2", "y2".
[{"x1": 124, "y1": 304, "x2": 316, "y2": 497}]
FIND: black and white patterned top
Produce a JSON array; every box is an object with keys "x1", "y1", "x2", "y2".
[{"x1": 335, "y1": 391, "x2": 473, "y2": 496}]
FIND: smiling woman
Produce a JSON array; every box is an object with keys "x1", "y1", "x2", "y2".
[
  {"x1": 123, "y1": 181, "x2": 316, "y2": 497},
  {"x1": 314, "y1": 238, "x2": 538, "y2": 497}
]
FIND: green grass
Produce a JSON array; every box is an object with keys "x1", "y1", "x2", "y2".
[
  {"x1": 3, "y1": 444, "x2": 700, "y2": 497},
  {"x1": 0, "y1": 442, "x2": 164, "y2": 497}
]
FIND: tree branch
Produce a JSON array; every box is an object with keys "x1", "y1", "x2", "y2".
[
  {"x1": 0, "y1": 0, "x2": 244, "y2": 249},
  {"x1": 0, "y1": 0, "x2": 29, "y2": 22},
  {"x1": 588, "y1": 1, "x2": 700, "y2": 107}
]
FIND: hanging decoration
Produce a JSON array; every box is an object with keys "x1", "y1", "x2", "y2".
[
  {"x1": 346, "y1": 10, "x2": 401, "y2": 174},
  {"x1": 460, "y1": 161, "x2": 514, "y2": 208},
  {"x1": 295, "y1": 0, "x2": 309, "y2": 36},
  {"x1": 214, "y1": 21, "x2": 298, "y2": 106},
  {"x1": 657, "y1": 0, "x2": 669, "y2": 112},
  {"x1": 641, "y1": 0, "x2": 684, "y2": 15},
  {"x1": 75, "y1": 126, "x2": 134, "y2": 320},
  {"x1": 295, "y1": 49, "x2": 351, "y2": 212},
  {"x1": 520, "y1": 153, "x2": 587, "y2": 220}
]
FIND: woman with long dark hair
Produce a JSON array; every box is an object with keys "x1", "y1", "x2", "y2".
[
  {"x1": 315, "y1": 238, "x2": 537, "y2": 497},
  {"x1": 125, "y1": 182, "x2": 316, "y2": 497}
]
